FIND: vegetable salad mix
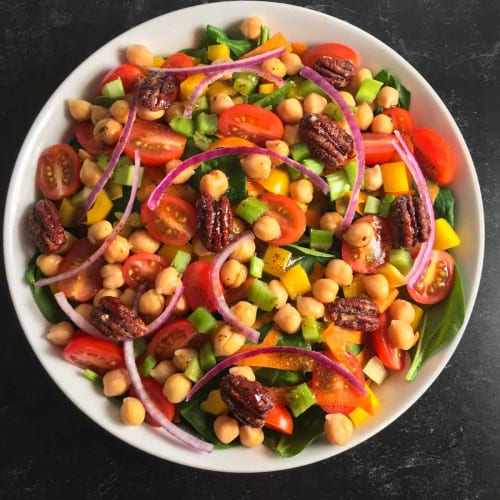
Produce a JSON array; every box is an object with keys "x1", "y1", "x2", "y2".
[{"x1": 27, "y1": 17, "x2": 465, "y2": 456}]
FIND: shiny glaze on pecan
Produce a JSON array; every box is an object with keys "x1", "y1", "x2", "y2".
[
  {"x1": 139, "y1": 72, "x2": 178, "y2": 111},
  {"x1": 326, "y1": 297, "x2": 380, "y2": 332},
  {"x1": 91, "y1": 296, "x2": 147, "y2": 340},
  {"x1": 389, "y1": 194, "x2": 431, "y2": 248},
  {"x1": 313, "y1": 56, "x2": 355, "y2": 89},
  {"x1": 196, "y1": 192, "x2": 233, "y2": 252},
  {"x1": 28, "y1": 199, "x2": 66, "y2": 254},
  {"x1": 219, "y1": 374, "x2": 274, "y2": 428},
  {"x1": 298, "y1": 113, "x2": 354, "y2": 171}
]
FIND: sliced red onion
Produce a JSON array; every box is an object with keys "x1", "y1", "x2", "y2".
[
  {"x1": 183, "y1": 66, "x2": 285, "y2": 118},
  {"x1": 187, "y1": 345, "x2": 366, "y2": 401},
  {"x1": 35, "y1": 150, "x2": 142, "y2": 288},
  {"x1": 299, "y1": 66, "x2": 365, "y2": 231},
  {"x1": 392, "y1": 131, "x2": 436, "y2": 288},
  {"x1": 123, "y1": 340, "x2": 213, "y2": 453},
  {"x1": 145, "y1": 284, "x2": 184, "y2": 335},
  {"x1": 147, "y1": 145, "x2": 329, "y2": 210},
  {"x1": 75, "y1": 79, "x2": 140, "y2": 225},
  {"x1": 210, "y1": 231, "x2": 260, "y2": 343},
  {"x1": 148, "y1": 47, "x2": 285, "y2": 76}
]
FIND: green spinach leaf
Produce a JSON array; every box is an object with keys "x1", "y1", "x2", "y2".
[
  {"x1": 283, "y1": 244, "x2": 336, "y2": 274},
  {"x1": 374, "y1": 69, "x2": 411, "y2": 110},
  {"x1": 433, "y1": 187, "x2": 455, "y2": 227},
  {"x1": 204, "y1": 25, "x2": 255, "y2": 59}
]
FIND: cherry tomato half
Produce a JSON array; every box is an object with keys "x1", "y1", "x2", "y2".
[
  {"x1": 370, "y1": 311, "x2": 405, "y2": 370},
  {"x1": 97, "y1": 63, "x2": 145, "y2": 95},
  {"x1": 382, "y1": 107, "x2": 415, "y2": 136},
  {"x1": 265, "y1": 404, "x2": 294, "y2": 435},
  {"x1": 129, "y1": 377, "x2": 175, "y2": 426},
  {"x1": 146, "y1": 319, "x2": 201, "y2": 360},
  {"x1": 124, "y1": 119, "x2": 187, "y2": 166},
  {"x1": 302, "y1": 42, "x2": 359, "y2": 67},
  {"x1": 218, "y1": 104, "x2": 284, "y2": 145},
  {"x1": 63, "y1": 334, "x2": 125, "y2": 374},
  {"x1": 36, "y1": 144, "x2": 81, "y2": 200},
  {"x1": 407, "y1": 250, "x2": 455, "y2": 305},
  {"x1": 57, "y1": 238, "x2": 103, "y2": 301},
  {"x1": 362, "y1": 132, "x2": 397, "y2": 165},
  {"x1": 74, "y1": 121, "x2": 114, "y2": 156},
  {"x1": 259, "y1": 193, "x2": 307, "y2": 246},
  {"x1": 161, "y1": 53, "x2": 195, "y2": 69},
  {"x1": 412, "y1": 128, "x2": 457, "y2": 186},
  {"x1": 122, "y1": 253, "x2": 169, "y2": 290},
  {"x1": 140, "y1": 193, "x2": 196, "y2": 246},
  {"x1": 182, "y1": 260, "x2": 219, "y2": 312},
  {"x1": 341, "y1": 215, "x2": 392, "y2": 274}
]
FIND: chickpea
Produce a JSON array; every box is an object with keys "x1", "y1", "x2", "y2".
[
  {"x1": 173, "y1": 348, "x2": 198, "y2": 371},
  {"x1": 265, "y1": 139, "x2": 289, "y2": 166},
  {"x1": 104, "y1": 235, "x2": 129, "y2": 263},
  {"x1": 351, "y1": 67, "x2": 373, "y2": 93},
  {"x1": 120, "y1": 287, "x2": 136, "y2": 307},
  {"x1": 149, "y1": 360, "x2": 177, "y2": 385},
  {"x1": 212, "y1": 325, "x2": 246, "y2": 356},
  {"x1": 36, "y1": 253, "x2": 63, "y2": 277},
  {"x1": 364, "y1": 165, "x2": 383, "y2": 192},
  {"x1": 108, "y1": 99, "x2": 130, "y2": 124},
  {"x1": 199, "y1": 169, "x2": 229, "y2": 200},
  {"x1": 93, "y1": 288, "x2": 121, "y2": 306},
  {"x1": 46, "y1": 321, "x2": 75, "y2": 346},
  {"x1": 343, "y1": 221, "x2": 375, "y2": 247},
  {"x1": 164, "y1": 101, "x2": 185, "y2": 122},
  {"x1": 209, "y1": 93, "x2": 234, "y2": 115},
  {"x1": 296, "y1": 296, "x2": 325, "y2": 319},
  {"x1": 128, "y1": 229, "x2": 160, "y2": 254},
  {"x1": 214, "y1": 415, "x2": 240, "y2": 444},
  {"x1": 268, "y1": 279, "x2": 288, "y2": 309},
  {"x1": 56, "y1": 231, "x2": 76, "y2": 255},
  {"x1": 319, "y1": 211, "x2": 343, "y2": 237},
  {"x1": 90, "y1": 104, "x2": 108, "y2": 125},
  {"x1": 75, "y1": 303, "x2": 93, "y2": 322},
  {"x1": 303, "y1": 92, "x2": 328, "y2": 114},
  {"x1": 240, "y1": 425, "x2": 264, "y2": 447},
  {"x1": 253, "y1": 215, "x2": 281, "y2": 242},
  {"x1": 324, "y1": 413, "x2": 353, "y2": 445},
  {"x1": 170, "y1": 293, "x2": 188, "y2": 315},
  {"x1": 240, "y1": 17, "x2": 263, "y2": 40},
  {"x1": 281, "y1": 52, "x2": 303, "y2": 76},
  {"x1": 80, "y1": 158, "x2": 103, "y2": 187},
  {"x1": 230, "y1": 301, "x2": 258, "y2": 327},
  {"x1": 163, "y1": 373, "x2": 192, "y2": 403},
  {"x1": 354, "y1": 102, "x2": 374, "y2": 131},
  {"x1": 165, "y1": 159, "x2": 195, "y2": 184},
  {"x1": 312, "y1": 278, "x2": 339, "y2": 304},
  {"x1": 376, "y1": 86, "x2": 399, "y2": 109},
  {"x1": 282, "y1": 124, "x2": 299, "y2": 146},
  {"x1": 137, "y1": 102, "x2": 164, "y2": 121},
  {"x1": 102, "y1": 368, "x2": 130, "y2": 397},
  {"x1": 68, "y1": 99, "x2": 92, "y2": 121},
  {"x1": 87, "y1": 220, "x2": 113, "y2": 245},
  {"x1": 229, "y1": 238, "x2": 255, "y2": 263},
  {"x1": 155, "y1": 266, "x2": 181, "y2": 295},
  {"x1": 220, "y1": 259, "x2": 248, "y2": 288},
  {"x1": 78, "y1": 148, "x2": 93, "y2": 162},
  {"x1": 363, "y1": 273, "x2": 390, "y2": 300},
  {"x1": 325, "y1": 259, "x2": 353, "y2": 287},
  {"x1": 126, "y1": 44, "x2": 153, "y2": 67},
  {"x1": 93, "y1": 117, "x2": 123, "y2": 145},
  {"x1": 192, "y1": 236, "x2": 213, "y2": 257},
  {"x1": 388, "y1": 319, "x2": 418, "y2": 350},
  {"x1": 371, "y1": 113, "x2": 394, "y2": 134},
  {"x1": 290, "y1": 179, "x2": 314, "y2": 204},
  {"x1": 240, "y1": 154, "x2": 272, "y2": 180},
  {"x1": 274, "y1": 303, "x2": 302, "y2": 334},
  {"x1": 339, "y1": 91, "x2": 356, "y2": 109},
  {"x1": 229, "y1": 365, "x2": 255, "y2": 381},
  {"x1": 261, "y1": 57, "x2": 287, "y2": 78},
  {"x1": 276, "y1": 98, "x2": 304, "y2": 125},
  {"x1": 120, "y1": 397, "x2": 146, "y2": 426},
  {"x1": 389, "y1": 299, "x2": 416, "y2": 324},
  {"x1": 139, "y1": 288, "x2": 165, "y2": 316},
  {"x1": 100, "y1": 263, "x2": 125, "y2": 289}
]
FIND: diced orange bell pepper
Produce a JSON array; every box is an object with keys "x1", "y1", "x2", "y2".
[
  {"x1": 290, "y1": 42, "x2": 308, "y2": 57},
  {"x1": 240, "y1": 32, "x2": 292, "y2": 59}
]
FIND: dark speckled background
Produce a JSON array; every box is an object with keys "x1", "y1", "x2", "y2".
[{"x1": 1, "y1": 1, "x2": 499, "y2": 498}]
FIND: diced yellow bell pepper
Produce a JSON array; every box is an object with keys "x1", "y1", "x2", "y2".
[
  {"x1": 373, "y1": 288, "x2": 399, "y2": 313},
  {"x1": 380, "y1": 161, "x2": 410, "y2": 193},
  {"x1": 376, "y1": 262, "x2": 407, "y2": 288},
  {"x1": 85, "y1": 189, "x2": 113, "y2": 225},
  {"x1": 257, "y1": 167, "x2": 290, "y2": 195},
  {"x1": 206, "y1": 79, "x2": 237, "y2": 97},
  {"x1": 151, "y1": 56, "x2": 165, "y2": 67},
  {"x1": 433, "y1": 218, "x2": 461, "y2": 251},
  {"x1": 410, "y1": 303, "x2": 424, "y2": 331},
  {"x1": 342, "y1": 274, "x2": 365, "y2": 298},
  {"x1": 158, "y1": 243, "x2": 193, "y2": 263},
  {"x1": 207, "y1": 44, "x2": 231, "y2": 61},
  {"x1": 180, "y1": 73, "x2": 207, "y2": 101},
  {"x1": 200, "y1": 389, "x2": 228, "y2": 416},
  {"x1": 349, "y1": 385, "x2": 380, "y2": 427},
  {"x1": 262, "y1": 245, "x2": 292, "y2": 278},
  {"x1": 106, "y1": 181, "x2": 123, "y2": 201},
  {"x1": 59, "y1": 197, "x2": 78, "y2": 227},
  {"x1": 259, "y1": 83, "x2": 276, "y2": 94},
  {"x1": 280, "y1": 264, "x2": 311, "y2": 299}
]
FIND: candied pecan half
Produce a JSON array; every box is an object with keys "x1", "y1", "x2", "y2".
[
  {"x1": 196, "y1": 192, "x2": 233, "y2": 252},
  {"x1": 298, "y1": 113, "x2": 354, "y2": 171},
  {"x1": 28, "y1": 199, "x2": 66, "y2": 254},
  {"x1": 139, "y1": 72, "x2": 178, "y2": 111},
  {"x1": 389, "y1": 194, "x2": 431, "y2": 248},
  {"x1": 326, "y1": 297, "x2": 379, "y2": 332},
  {"x1": 220, "y1": 374, "x2": 274, "y2": 428},
  {"x1": 313, "y1": 56, "x2": 355, "y2": 89},
  {"x1": 91, "y1": 296, "x2": 147, "y2": 340}
]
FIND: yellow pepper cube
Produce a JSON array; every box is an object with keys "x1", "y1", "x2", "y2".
[
  {"x1": 342, "y1": 274, "x2": 365, "y2": 298},
  {"x1": 380, "y1": 161, "x2": 410, "y2": 193},
  {"x1": 280, "y1": 264, "x2": 311, "y2": 299},
  {"x1": 349, "y1": 385, "x2": 380, "y2": 427},
  {"x1": 257, "y1": 167, "x2": 290, "y2": 196},
  {"x1": 206, "y1": 79, "x2": 237, "y2": 97},
  {"x1": 410, "y1": 303, "x2": 424, "y2": 331},
  {"x1": 376, "y1": 262, "x2": 407, "y2": 288},
  {"x1": 433, "y1": 218, "x2": 461, "y2": 251},
  {"x1": 180, "y1": 73, "x2": 207, "y2": 101},
  {"x1": 207, "y1": 44, "x2": 230, "y2": 62},
  {"x1": 200, "y1": 389, "x2": 228, "y2": 416},
  {"x1": 262, "y1": 245, "x2": 292, "y2": 278},
  {"x1": 151, "y1": 56, "x2": 165, "y2": 67},
  {"x1": 259, "y1": 83, "x2": 276, "y2": 94},
  {"x1": 158, "y1": 243, "x2": 193, "y2": 263},
  {"x1": 59, "y1": 197, "x2": 78, "y2": 227},
  {"x1": 85, "y1": 189, "x2": 113, "y2": 225}
]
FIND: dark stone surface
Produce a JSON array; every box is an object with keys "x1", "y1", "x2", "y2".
[{"x1": 0, "y1": 1, "x2": 498, "y2": 498}]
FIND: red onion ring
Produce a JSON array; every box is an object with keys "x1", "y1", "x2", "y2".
[{"x1": 299, "y1": 66, "x2": 365, "y2": 231}]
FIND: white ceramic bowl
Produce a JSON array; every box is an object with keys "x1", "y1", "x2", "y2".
[{"x1": 4, "y1": 1, "x2": 484, "y2": 472}]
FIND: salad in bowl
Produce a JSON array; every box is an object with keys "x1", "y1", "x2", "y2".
[{"x1": 5, "y1": 2, "x2": 483, "y2": 472}]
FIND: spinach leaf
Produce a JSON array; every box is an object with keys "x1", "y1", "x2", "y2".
[
  {"x1": 374, "y1": 69, "x2": 411, "y2": 110},
  {"x1": 406, "y1": 264, "x2": 465, "y2": 381},
  {"x1": 283, "y1": 244, "x2": 336, "y2": 274},
  {"x1": 204, "y1": 24, "x2": 255, "y2": 59},
  {"x1": 433, "y1": 187, "x2": 455, "y2": 227}
]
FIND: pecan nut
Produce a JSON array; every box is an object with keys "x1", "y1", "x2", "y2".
[
  {"x1": 389, "y1": 194, "x2": 431, "y2": 248},
  {"x1": 313, "y1": 56, "x2": 355, "y2": 89},
  {"x1": 28, "y1": 199, "x2": 66, "y2": 254},
  {"x1": 91, "y1": 296, "x2": 147, "y2": 340},
  {"x1": 139, "y1": 72, "x2": 178, "y2": 111},
  {"x1": 196, "y1": 192, "x2": 233, "y2": 252},
  {"x1": 326, "y1": 297, "x2": 380, "y2": 332},
  {"x1": 298, "y1": 113, "x2": 354, "y2": 171},
  {"x1": 219, "y1": 374, "x2": 274, "y2": 428}
]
